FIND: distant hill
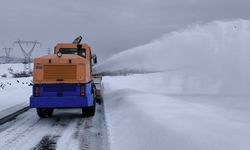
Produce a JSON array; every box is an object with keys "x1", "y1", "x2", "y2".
[{"x1": 0, "y1": 56, "x2": 33, "y2": 64}]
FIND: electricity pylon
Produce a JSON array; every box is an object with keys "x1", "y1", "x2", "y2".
[
  {"x1": 2, "y1": 48, "x2": 12, "y2": 63},
  {"x1": 14, "y1": 40, "x2": 41, "y2": 72}
]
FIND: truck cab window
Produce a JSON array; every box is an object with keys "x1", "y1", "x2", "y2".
[{"x1": 59, "y1": 48, "x2": 86, "y2": 57}]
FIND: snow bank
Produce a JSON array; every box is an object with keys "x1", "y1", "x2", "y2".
[
  {"x1": 103, "y1": 75, "x2": 250, "y2": 150},
  {"x1": 96, "y1": 19, "x2": 250, "y2": 95}
]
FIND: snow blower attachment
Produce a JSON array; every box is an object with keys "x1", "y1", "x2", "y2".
[
  {"x1": 72, "y1": 36, "x2": 83, "y2": 44},
  {"x1": 30, "y1": 36, "x2": 101, "y2": 118}
]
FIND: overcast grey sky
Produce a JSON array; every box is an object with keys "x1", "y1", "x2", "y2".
[{"x1": 0, "y1": 0, "x2": 249, "y2": 61}]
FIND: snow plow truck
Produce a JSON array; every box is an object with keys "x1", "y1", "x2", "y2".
[{"x1": 30, "y1": 36, "x2": 99, "y2": 118}]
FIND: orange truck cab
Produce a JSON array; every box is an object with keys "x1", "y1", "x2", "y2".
[{"x1": 30, "y1": 37, "x2": 98, "y2": 118}]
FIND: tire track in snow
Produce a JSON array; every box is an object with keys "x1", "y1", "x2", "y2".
[
  {"x1": 33, "y1": 135, "x2": 60, "y2": 150},
  {"x1": 77, "y1": 105, "x2": 110, "y2": 150},
  {"x1": 0, "y1": 110, "x2": 42, "y2": 150}
]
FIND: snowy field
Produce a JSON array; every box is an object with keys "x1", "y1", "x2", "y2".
[
  {"x1": 103, "y1": 74, "x2": 250, "y2": 150},
  {"x1": 0, "y1": 63, "x2": 32, "y2": 112}
]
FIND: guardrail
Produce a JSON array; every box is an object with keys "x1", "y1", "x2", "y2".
[{"x1": 0, "y1": 106, "x2": 29, "y2": 125}]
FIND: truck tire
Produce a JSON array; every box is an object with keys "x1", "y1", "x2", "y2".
[
  {"x1": 82, "y1": 94, "x2": 96, "y2": 117},
  {"x1": 93, "y1": 84, "x2": 102, "y2": 104},
  {"x1": 37, "y1": 108, "x2": 54, "y2": 118},
  {"x1": 93, "y1": 88, "x2": 101, "y2": 105}
]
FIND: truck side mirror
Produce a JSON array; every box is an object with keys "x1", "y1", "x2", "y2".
[{"x1": 92, "y1": 54, "x2": 97, "y2": 64}]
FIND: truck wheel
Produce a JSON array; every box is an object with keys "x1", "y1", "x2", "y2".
[
  {"x1": 82, "y1": 94, "x2": 96, "y2": 117},
  {"x1": 37, "y1": 108, "x2": 54, "y2": 118},
  {"x1": 93, "y1": 88, "x2": 101, "y2": 105},
  {"x1": 93, "y1": 85, "x2": 102, "y2": 105}
]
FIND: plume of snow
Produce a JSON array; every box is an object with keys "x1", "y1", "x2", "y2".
[{"x1": 96, "y1": 20, "x2": 250, "y2": 94}]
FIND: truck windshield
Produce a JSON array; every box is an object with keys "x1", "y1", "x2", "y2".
[{"x1": 59, "y1": 48, "x2": 86, "y2": 57}]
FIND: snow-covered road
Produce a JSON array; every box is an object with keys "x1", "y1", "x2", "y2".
[{"x1": 0, "y1": 105, "x2": 109, "y2": 150}]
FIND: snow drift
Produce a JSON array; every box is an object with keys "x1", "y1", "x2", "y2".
[
  {"x1": 96, "y1": 20, "x2": 250, "y2": 95},
  {"x1": 103, "y1": 75, "x2": 250, "y2": 150}
]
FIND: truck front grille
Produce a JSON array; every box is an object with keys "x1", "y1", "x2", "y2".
[{"x1": 44, "y1": 65, "x2": 77, "y2": 80}]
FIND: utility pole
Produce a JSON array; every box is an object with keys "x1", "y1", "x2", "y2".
[
  {"x1": 13, "y1": 40, "x2": 41, "y2": 73},
  {"x1": 2, "y1": 48, "x2": 12, "y2": 63}
]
